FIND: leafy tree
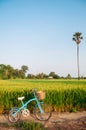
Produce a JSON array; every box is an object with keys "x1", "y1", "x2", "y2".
[
  {"x1": 12, "y1": 69, "x2": 20, "y2": 79},
  {"x1": 49, "y1": 72, "x2": 55, "y2": 78},
  {"x1": 0, "y1": 64, "x2": 13, "y2": 79},
  {"x1": 0, "y1": 64, "x2": 29, "y2": 79},
  {"x1": 21, "y1": 65, "x2": 29, "y2": 73},
  {"x1": 27, "y1": 74, "x2": 35, "y2": 79},
  {"x1": 73, "y1": 32, "x2": 83, "y2": 80},
  {"x1": 0, "y1": 64, "x2": 6, "y2": 79},
  {"x1": 21, "y1": 65, "x2": 29, "y2": 78},
  {"x1": 19, "y1": 70, "x2": 25, "y2": 79},
  {"x1": 36, "y1": 73, "x2": 45, "y2": 79},
  {"x1": 43, "y1": 74, "x2": 49, "y2": 79},
  {"x1": 66, "y1": 74, "x2": 71, "y2": 79},
  {"x1": 49, "y1": 72, "x2": 60, "y2": 79},
  {"x1": 53, "y1": 74, "x2": 60, "y2": 79},
  {"x1": 6, "y1": 65, "x2": 14, "y2": 79}
]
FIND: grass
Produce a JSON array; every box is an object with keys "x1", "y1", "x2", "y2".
[
  {"x1": 0, "y1": 121, "x2": 46, "y2": 130},
  {"x1": 0, "y1": 79, "x2": 86, "y2": 113}
]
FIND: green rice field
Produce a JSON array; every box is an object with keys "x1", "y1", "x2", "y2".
[{"x1": 0, "y1": 79, "x2": 86, "y2": 113}]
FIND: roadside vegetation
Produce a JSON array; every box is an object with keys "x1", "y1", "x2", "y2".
[
  {"x1": 0, "y1": 79, "x2": 86, "y2": 114},
  {"x1": 0, "y1": 121, "x2": 46, "y2": 130},
  {"x1": 0, "y1": 64, "x2": 86, "y2": 80}
]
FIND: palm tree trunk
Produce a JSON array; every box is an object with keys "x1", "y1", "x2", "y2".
[{"x1": 77, "y1": 44, "x2": 80, "y2": 80}]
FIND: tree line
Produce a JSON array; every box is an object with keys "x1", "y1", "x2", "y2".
[
  {"x1": 0, "y1": 64, "x2": 28, "y2": 79},
  {"x1": 0, "y1": 64, "x2": 86, "y2": 80},
  {"x1": 0, "y1": 64, "x2": 61, "y2": 79}
]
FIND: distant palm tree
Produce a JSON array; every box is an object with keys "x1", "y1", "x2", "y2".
[{"x1": 72, "y1": 32, "x2": 83, "y2": 80}]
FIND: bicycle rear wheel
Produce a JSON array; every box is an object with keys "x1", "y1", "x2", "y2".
[
  {"x1": 34, "y1": 103, "x2": 52, "y2": 121},
  {"x1": 8, "y1": 108, "x2": 21, "y2": 123}
]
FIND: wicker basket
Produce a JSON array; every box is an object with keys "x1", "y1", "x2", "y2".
[{"x1": 36, "y1": 91, "x2": 45, "y2": 100}]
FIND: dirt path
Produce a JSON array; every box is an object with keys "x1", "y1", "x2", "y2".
[{"x1": 0, "y1": 111, "x2": 86, "y2": 130}]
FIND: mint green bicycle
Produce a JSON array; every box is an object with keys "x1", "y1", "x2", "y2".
[{"x1": 8, "y1": 89, "x2": 52, "y2": 123}]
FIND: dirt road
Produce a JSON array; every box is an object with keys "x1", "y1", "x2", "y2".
[{"x1": 0, "y1": 111, "x2": 86, "y2": 130}]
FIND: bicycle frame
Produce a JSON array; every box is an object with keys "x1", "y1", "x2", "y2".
[
  {"x1": 9, "y1": 89, "x2": 52, "y2": 123},
  {"x1": 12, "y1": 91, "x2": 44, "y2": 117}
]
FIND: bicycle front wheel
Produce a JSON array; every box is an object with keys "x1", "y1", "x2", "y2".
[
  {"x1": 8, "y1": 108, "x2": 21, "y2": 123},
  {"x1": 34, "y1": 103, "x2": 52, "y2": 121}
]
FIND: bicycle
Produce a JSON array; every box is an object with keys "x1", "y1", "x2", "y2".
[{"x1": 8, "y1": 89, "x2": 52, "y2": 123}]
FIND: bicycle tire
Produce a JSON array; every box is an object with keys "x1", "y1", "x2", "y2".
[
  {"x1": 34, "y1": 103, "x2": 52, "y2": 121},
  {"x1": 8, "y1": 108, "x2": 21, "y2": 123}
]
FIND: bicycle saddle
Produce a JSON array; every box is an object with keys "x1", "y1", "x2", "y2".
[{"x1": 18, "y1": 96, "x2": 25, "y2": 101}]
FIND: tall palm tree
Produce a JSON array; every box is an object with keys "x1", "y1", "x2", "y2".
[{"x1": 72, "y1": 32, "x2": 83, "y2": 80}]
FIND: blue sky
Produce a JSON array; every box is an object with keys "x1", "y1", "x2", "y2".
[{"x1": 0, "y1": 0, "x2": 86, "y2": 77}]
